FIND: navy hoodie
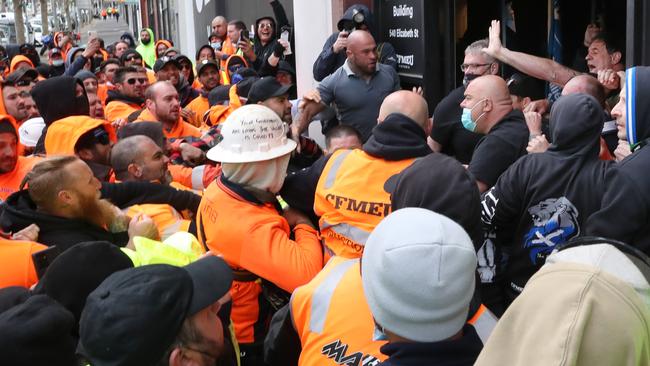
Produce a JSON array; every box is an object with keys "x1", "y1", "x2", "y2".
[
  {"x1": 585, "y1": 66, "x2": 650, "y2": 252},
  {"x1": 481, "y1": 94, "x2": 613, "y2": 306},
  {"x1": 378, "y1": 325, "x2": 483, "y2": 366}
]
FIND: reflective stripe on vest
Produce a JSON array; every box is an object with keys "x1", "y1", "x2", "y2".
[
  {"x1": 324, "y1": 150, "x2": 352, "y2": 189},
  {"x1": 314, "y1": 149, "x2": 416, "y2": 258},
  {"x1": 321, "y1": 220, "x2": 370, "y2": 246},
  {"x1": 309, "y1": 258, "x2": 358, "y2": 333},
  {"x1": 467, "y1": 304, "x2": 498, "y2": 345}
]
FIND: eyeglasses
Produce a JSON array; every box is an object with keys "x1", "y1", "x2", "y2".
[
  {"x1": 93, "y1": 128, "x2": 110, "y2": 145},
  {"x1": 126, "y1": 78, "x2": 147, "y2": 85},
  {"x1": 460, "y1": 63, "x2": 493, "y2": 72},
  {"x1": 258, "y1": 23, "x2": 273, "y2": 29},
  {"x1": 180, "y1": 64, "x2": 192, "y2": 70}
]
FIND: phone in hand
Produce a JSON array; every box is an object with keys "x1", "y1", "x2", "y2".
[
  {"x1": 280, "y1": 27, "x2": 292, "y2": 56},
  {"x1": 32, "y1": 246, "x2": 61, "y2": 279}
]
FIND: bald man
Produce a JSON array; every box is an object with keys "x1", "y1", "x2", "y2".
[
  {"x1": 461, "y1": 75, "x2": 528, "y2": 192},
  {"x1": 280, "y1": 90, "x2": 432, "y2": 258},
  {"x1": 295, "y1": 30, "x2": 401, "y2": 142},
  {"x1": 211, "y1": 16, "x2": 228, "y2": 40}
]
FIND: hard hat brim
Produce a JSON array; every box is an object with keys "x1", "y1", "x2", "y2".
[{"x1": 206, "y1": 138, "x2": 297, "y2": 163}]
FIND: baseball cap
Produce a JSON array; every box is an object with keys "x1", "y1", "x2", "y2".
[
  {"x1": 247, "y1": 76, "x2": 292, "y2": 104},
  {"x1": 79, "y1": 255, "x2": 233, "y2": 365},
  {"x1": 196, "y1": 59, "x2": 220, "y2": 76},
  {"x1": 361, "y1": 208, "x2": 477, "y2": 342},
  {"x1": 208, "y1": 84, "x2": 232, "y2": 107},
  {"x1": 18, "y1": 117, "x2": 45, "y2": 147},
  {"x1": 153, "y1": 55, "x2": 181, "y2": 73},
  {"x1": 5, "y1": 67, "x2": 38, "y2": 85}
]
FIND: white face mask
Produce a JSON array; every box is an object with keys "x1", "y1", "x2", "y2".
[{"x1": 52, "y1": 59, "x2": 64, "y2": 67}]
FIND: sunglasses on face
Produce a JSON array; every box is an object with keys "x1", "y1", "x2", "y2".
[
  {"x1": 180, "y1": 63, "x2": 192, "y2": 70},
  {"x1": 126, "y1": 56, "x2": 142, "y2": 62},
  {"x1": 126, "y1": 78, "x2": 147, "y2": 85}
]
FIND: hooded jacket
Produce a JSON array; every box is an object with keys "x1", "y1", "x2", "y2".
[
  {"x1": 586, "y1": 66, "x2": 650, "y2": 252},
  {"x1": 0, "y1": 116, "x2": 41, "y2": 201},
  {"x1": 104, "y1": 89, "x2": 145, "y2": 122},
  {"x1": 281, "y1": 113, "x2": 432, "y2": 226},
  {"x1": 252, "y1": 0, "x2": 291, "y2": 74},
  {"x1": 312, "y1": 5, "x2": 397, "y2": 82},
  {"x1": 481, "y1": 94, "x2": 613, "y2": 306},
  {"x1": 44, "y1": 116, "x2": 116, "y2": 156},
  {"x1": 45, "y1": 116, "x2": 116, "y2": 181},
  {"x1": 30, "y1": 76, "x2": 91, "y2": 155},
  {"x1": 475, "y1": 244, "x2": 650, "y2": 366},
  {"x1": 0, "y1": 182, "x2": 202, "y2": 251},
  {"x1": 9, "y1": 55, "x2": 34, "y2": 74},
  {"x1": 136, "y1": 29, "x2": 156, "y2": 68},
  {"x1": 154, "y1": 40, "x2": 172, "y2": 60}
]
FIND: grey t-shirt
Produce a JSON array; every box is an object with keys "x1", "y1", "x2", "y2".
[{"x1": 317, "y1": 61, "x2": 401, "y2": 141}]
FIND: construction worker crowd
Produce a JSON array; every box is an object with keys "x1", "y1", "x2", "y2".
[{"x1": 0, "y1": 1, "x2": 649, "y2": 366}]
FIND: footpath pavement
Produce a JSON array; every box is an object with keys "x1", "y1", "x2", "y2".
[{"x1": 80, "y1": 16, "x2": 131, "y2": 45}]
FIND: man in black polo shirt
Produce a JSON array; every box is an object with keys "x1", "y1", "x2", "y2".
[
  {"x1": 461, "y1": 75, "x2": 528, "y2": 193},
  {"x1": 430, "y1": 39, "x2": 499, "y2": 164}
]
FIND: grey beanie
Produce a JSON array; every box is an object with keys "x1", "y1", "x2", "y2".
[
  {"x1": 361, "y1": 208, "x2": 477, "y2": 342},
  {"x1": 75, "y1": 70, "x2": 98, "y2": 81}
]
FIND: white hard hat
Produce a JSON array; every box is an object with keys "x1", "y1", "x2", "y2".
[
  {"x1": 18, "y1": 117, "x2": 45, "y2": 147},
  {"x1": 207, "y1": 104, "x2": 297, "y2": 163}
]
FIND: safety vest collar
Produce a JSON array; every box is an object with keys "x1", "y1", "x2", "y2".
[{"x1": 218, "y1": 174, "x2": 283, "y2": 213}]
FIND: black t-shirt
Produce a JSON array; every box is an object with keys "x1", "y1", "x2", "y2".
[
  {"x1": 430, "y1": 86, "x2": 483, "y2": 164},
  {"x1": 468, "y1": 110, "x2": 529, "y2": 188}
]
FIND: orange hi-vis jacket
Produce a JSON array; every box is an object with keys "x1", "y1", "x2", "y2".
[
  {"x1": 291, "y1": 256, "x2": 387, "y2": 365},
  {"x1": 219, "y1": 37, "x2": 236, "y2": 71},
  {"x1": 105, "y1": 100, "x2": 141, "y2": 122},
  {"x1": 185, "y1": 94, "x2": 210, "y2": 128},
  {"x1": 197, "y1": 175, "x2": 323, "y2": 344},
  {"x1": 314, "y1": 149, "x2": 416, "y2": 258},
  {"x1": 44, "y1": 116, "x2": 116, "y2": 156},
  {"x1": 134, "y1": 109, "x2": 202, "y2": 139},
  {"x1": 0, "y1": 238, "x2": 47, "y2": 288},
  {"x1": 0, "y1": 113, "x2": 40, "y2": 201},
  {"x1": 0, "y1": 156, "x2": 40, "y2": 201},
  {"x1": 291, "y1": 256, "x2": 499, "y2": 366}
]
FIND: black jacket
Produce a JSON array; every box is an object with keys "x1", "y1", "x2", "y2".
[
  {"x1": 468, "y1": 109, "x2": 528, "y2": 188},
  {"x1": 31, "y1": 76, "x2": 91, "y2": 154},
  {"x1": 481, "y1": 94, "x2": 613, "y2": 306},
  {"x1": 0, "y1": 182, "x2": 201, "y2": 251},
  {"x1": 280, "y1": 113, "x2": 432, "y2": 218},
  {"x1": 586, "y1": 66, "x2": 650, "y2": 252},
  {"x1": 430, "y1": 86, "x2": 483, "y2": 164},
  {"x1": 378, "y1": 325, "x2": 483, "y2": 366},
  {"x1": 105, "y1": 89, "x2": 145, "y2": 106},
  {"x1": 312, "y1": 4, "x2": 397, "y2": 81},
  {"x1": 252, "y1": 0, "x2": 291, "y2": 75}
]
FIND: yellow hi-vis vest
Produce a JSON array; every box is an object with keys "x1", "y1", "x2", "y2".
[{"x1": 314, "y1": 149, "x2": 416, "y2": 258}]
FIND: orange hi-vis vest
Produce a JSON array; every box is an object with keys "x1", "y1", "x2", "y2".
[
  {"x1": 291, "y1": 256, "x2": 387, "y2": 365},
  {"x1": 197, "y1": 176, "x2": 323, "y2": 344},
  {"x1": 0, "y1": 238, "x2": 47, "y2": 288},
  {"x1": 291, "y1": 256, "x2": 499, "y2": 366},
  {"x1": 0, "y1": 156, "x2": 40, "y2": 202},
  {"x1": 314, "y1": 149, "x2": 416, "y2": 258}
]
